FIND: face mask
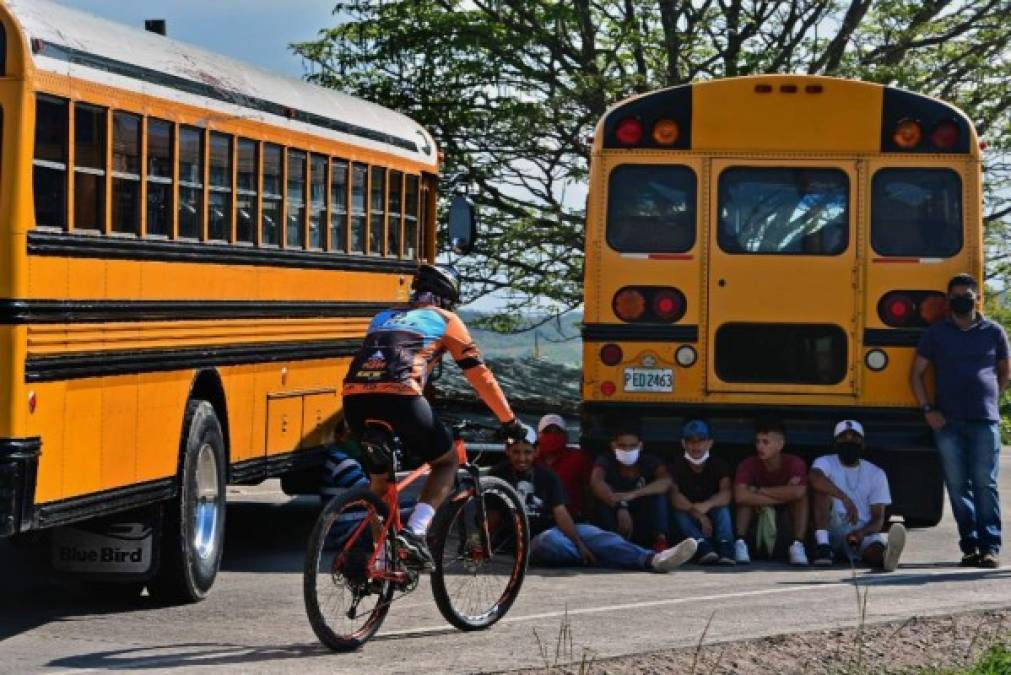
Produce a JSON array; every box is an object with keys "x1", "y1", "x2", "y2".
[
  {"x1": 836, "y1": 441, "x2": 862, "y2": 466},
  {"x1": 950, "y1": 295, "x2": 975, "y2": 315},
  {"x1": 538, "y1": 435, "x2": 567, "y2": 456},
  {"x1": 614, "y1": 447, "x2": 640, "y2": 466},
  {"x1": 684, "y1": 450, "x2": 710, "y2": 466}
]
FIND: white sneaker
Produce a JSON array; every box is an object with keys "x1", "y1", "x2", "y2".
[
  {"x1": 652, "y1": 538, "x2": 697, "y2": 573},
  {"x1": 883, "y1": 523, "x2": 906, "y2": 572},
  {"x1": 789, "y1": 540, "x2": 809, "y2": 566},
  {"x1": 734, "y1": 539, "x2": 751, "y2": 564}
]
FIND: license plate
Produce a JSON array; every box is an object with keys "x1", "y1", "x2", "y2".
[{"x1": 623, "y1": 367, "x2": 673, "y2": 393}]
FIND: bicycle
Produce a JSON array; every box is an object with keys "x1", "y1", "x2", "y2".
[{"x1": 303, "y1": 418, "x2": 530, "y2": 651}]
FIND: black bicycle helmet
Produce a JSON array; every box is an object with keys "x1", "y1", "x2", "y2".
[{"x1": 411, "y1": 263, "x2": 461, "y2": 304}]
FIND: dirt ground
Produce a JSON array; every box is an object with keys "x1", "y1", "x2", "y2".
[{"x1": 509, "y1": 607, "x2": 1011, "y2": 675}]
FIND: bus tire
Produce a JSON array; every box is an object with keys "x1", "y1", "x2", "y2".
[{"x1": 148, "y1": 400, "x2": 226, "y2": 604}]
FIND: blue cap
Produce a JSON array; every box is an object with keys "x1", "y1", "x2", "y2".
[{"x1": 682, "y1": 419, "x2": 711, "y2": 440}]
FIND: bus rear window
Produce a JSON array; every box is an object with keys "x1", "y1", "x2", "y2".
[
  {"x1": 871, "y1": 168, "x2": 961, "y2": 258},
  {"x1": 715, "y1": 323, "x2": 847, "y2": 385},
  {"x1": 718, "y1": 168, "x2": 848, "y2": 255},
  {"x1": 606, "y1": 165, "x2": 696, "y2": 253}
]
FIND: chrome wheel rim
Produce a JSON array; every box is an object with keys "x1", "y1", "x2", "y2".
[{"x1": 193, "y1": 443, "x2": 221, "y2": 561}]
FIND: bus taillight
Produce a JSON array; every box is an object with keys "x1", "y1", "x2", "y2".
[
  {"x1": 930, "y1": 119, "x2": 960, "y2": 150},
  {"x1": 613, "y1": 288, "x2": 647, "y2": 321},
  {"x1": 880, "y1": 292, "x2": 915, "y2": 326},
  {"x1": 918, "y1": 294, "x2": 948, "y2": 324},
  {"x1": 878, "y1": 291, "x2": 946, "y2": 327},
  {"x1": 892, "y1": 119, "x2": 923, "y2": 149},
  {"x1": 652, "y1": 289, "x2": 683, "y2": 321},
  {"x1": 613, "y1": 286, "x2": 686, "y2": 323},
  {"x1": 652, "y1": 119, "x2": 679, "y2": 145},
  {"x1": 615, "y1": 118, "x2": 643, "y2": 146},
  {"x1": 600, "y1": 344, "x2": 624, "y2": 366}
]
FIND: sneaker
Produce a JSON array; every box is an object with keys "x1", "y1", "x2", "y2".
[
  {"x1": 651, "y1": 538, "x2": 697, "y2": 573},
  {"x1": 979, "y1": 551, "x2": 1000, "y2": 569},
  {"x1": 882, "y1": 523, "x2": 906, "y2": 572},
  {"x1": 813, "y1": 543, "x2": 834, "y2": 567},
  {"x1": 698, "y1": 548, "x2": 719, "y2": 565},
  {"x1": 789, "y1": 540, "x2": 809, "y2": 566},
  {"x1": 395, "y1": 529, "x2": 434, "y2": 570},
  {"x1": 734, "y1": 539, "x2": 751, "y2": 564},
  {"x1": 960, "y1": 551, "x2": 981, "y2": 567}
]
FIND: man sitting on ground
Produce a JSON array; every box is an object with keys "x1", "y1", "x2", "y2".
[
  {"x1": 734, "y1": 417, "x2": 810, "y2": 566},
  {"x1": 491, "y1": 432, "x2": 696, "y2": 572},
  {"x1": 534, "y1": 413, "x2": 593, "y2": 521},
  {"x1": 591, "y1": 427, "x2": 672, "y2": 550},
  {"x1": 670, "y1": 419, "x2": 735, "y2": 565},
  {"x1": 810, "y1": 420, "x2": 907, "y2": 572}
]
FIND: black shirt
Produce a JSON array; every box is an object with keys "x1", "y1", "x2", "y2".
[
  {"x1": 594, "y1": 453, "x2": 663, "y2": 493},
  {"x1": 490, "y1": 462, "x2": 565, "y2": 536},
  {"x1": 670, "y1": 456, "x2": 731, "y2": 504}
]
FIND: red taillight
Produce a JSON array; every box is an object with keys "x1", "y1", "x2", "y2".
[
  {"x1": 881, "y1": 292, "x2": 915, "y2": 326},
  {"x1": 893, "y1": 119, "x2": 922, "y2": 150},
  {"x1": 615, "y1": 118, "x2": 643, "y2": 146},
  {"x1": 613, "y1": 288, "x2": 647, "y2": 321},
  {"x1": 652, "y1": 290, "x2": 682, "y2": 321},
  {"x1": 878, "y1": 291, "x2": 946, "y2": 328},
  {"x1": 930, "y1": 119, "x2": 960, "y2": 150},
  {"x1": 600, "y1": 343, "x2": 623, "y2": 366},
  {"x1": 600, "y1": 381, "x2": 616, "y2": 396}
]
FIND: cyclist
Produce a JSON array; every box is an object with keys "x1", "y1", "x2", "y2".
[{"x1": 342, "y1": 263, "x2": 528, "y2": 568}]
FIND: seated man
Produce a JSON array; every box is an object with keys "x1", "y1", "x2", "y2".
[
  {"x1": 670, "y1": 419, "x2": 735, "y2": 565},
  {"x1": 809, "y1": 420, "x2": 907, "y2": 572},
  {"x1": 534, "y1": 413, "x2": 593, "y2": 521},
  {"x1": 491, "y1": 434, "x2": 696, "y2": 572},
  {"x1": 734, "y1": 417, "x2": 810, "y2": 566},
  {"x1": 590, "y1": 428, "x2": 672, "y2": 550}
]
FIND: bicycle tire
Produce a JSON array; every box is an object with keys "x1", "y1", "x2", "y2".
[
  {"x1": 429, "y1": 475, "x2": 529, "y2": 631},
  {"x1": 303, "y1": 486, "x2": 394, "y2": 651}
]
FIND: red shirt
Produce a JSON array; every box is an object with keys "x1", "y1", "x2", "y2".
[
  {"x1": 735, "y1": 453, "x2": 807, "y2": 488},
  {"x1": 536, "y1": 446, "x2": 592, "y2": 520}
]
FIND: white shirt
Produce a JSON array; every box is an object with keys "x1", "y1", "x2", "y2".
[{"x1": 812, "y1": 454, "x2": 891, "y2": 524}]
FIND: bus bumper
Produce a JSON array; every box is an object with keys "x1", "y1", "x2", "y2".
[{"x1": 0, "y1": 438, "x2": 41, "y2": 537}]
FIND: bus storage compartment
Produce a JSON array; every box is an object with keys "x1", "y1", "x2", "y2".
[
  {"x1": 0, "y1": 438, "x2": 41, "y2": 537},
  {"x1": 266, "y1": 393, "x2": 303, "y2": 455},
  {"x1": 300, "y1": 389, "x2": 338, "y2": 450}
]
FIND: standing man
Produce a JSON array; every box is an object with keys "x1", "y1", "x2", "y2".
[{"x1": 910, "y1": 273, "x2": 1009, "y2": 568}]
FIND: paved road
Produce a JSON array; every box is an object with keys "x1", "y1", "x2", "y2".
[{"x1": 2, "y1": 455, "x2": 1011, "y2": 674}]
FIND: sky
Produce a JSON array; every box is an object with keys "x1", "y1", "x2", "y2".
[{"x1": 51, "y1": 0, "x2": 336, "y2": 78}]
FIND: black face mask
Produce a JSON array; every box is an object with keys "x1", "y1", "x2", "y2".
[
  {"x1": 836, "y1": 441, "x2": 863, "y2": 465},
  {"x1": 950, "y1": 295, "x2": 975, "y2": 316}
]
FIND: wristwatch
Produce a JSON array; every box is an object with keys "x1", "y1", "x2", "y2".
[{"x1": 617, "y1": 500, "x2": 630, "y2": 510}]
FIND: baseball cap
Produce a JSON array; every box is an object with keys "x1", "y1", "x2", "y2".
[
  {"x1": 682, "y1": 419, "x2": 711, "y2": 440},
  {"x1": 833, "y1": 419, "x2": 864, "y2": 438},
  {"x1": 537, "y1": 414, "x2": 567, "y2": 433}
]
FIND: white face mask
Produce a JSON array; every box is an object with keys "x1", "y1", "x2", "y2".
[
  {"x1": 614, "y1": 447, "x2": 640, "y2": 466},
  {"x1": 684, "y1": 450, "x2": 710, "y2": 466}
]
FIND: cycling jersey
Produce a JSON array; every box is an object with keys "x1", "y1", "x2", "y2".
[{"x1": 342, "y1": 304, "x2": 514, "y2": 423}]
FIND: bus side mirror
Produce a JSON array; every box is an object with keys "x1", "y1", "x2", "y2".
[{"x1": 447, "y1": 194, "x2": 477, "y2": 255}]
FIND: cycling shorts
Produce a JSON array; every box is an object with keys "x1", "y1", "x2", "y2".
[{"x1": 343, "y1": 394, "x2": 453, "y2": 467}]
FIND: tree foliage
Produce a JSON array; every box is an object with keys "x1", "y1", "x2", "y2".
[{"x1": 295, "y1": 0, "x2": 1011, "y2": 331}]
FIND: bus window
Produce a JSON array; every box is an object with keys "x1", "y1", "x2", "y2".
[
  {"x1": 111, "y1": 112, "x2": 141, "y2": 235},
  {"x1": 236, "y1": 139, "x2": 257, "y2": 243},
  {"x1": 262, "y1": 143, "x2": 282, "y2": 245},
  {"x1": 717, "y1": 168, "x2": 848, "y2": 255},
  {"x1": 33, "y1": 95, "x2": 68, "y2": 229},
  {"x1": 388, "y1": 170, "x2": 402, "y2": 257},
  {"x1": 178, "y1": 126, "x2": 204, "y2": 239},
  {"x1": 606, "y1": 165, "x2": 696, "y2": 253},
  {"x1": 287, "y1": 150, "x2": 306, "y2": 249},
  {"x1": 370, "y1": 166, "x2": 386, "y2": 255},
  {"x1": 871, "y1": 168, "x2": 962, "y2": 258},
  {"x1": 146, "y1": 118, "x2": 173, "y2": 237},
  {"x1": 404, "y1": 174, "x2": 419, "y2": 259},
  {"x1": 309, "y1": 154, "x2": 326, "y2": 250},
  {"x1": 208, "y1": 132, "x2": 232, "y2": 241},
  {"x1": 715, "y1": 323, "x2": 847, "y2": 385},
  {"x1": 350, "y1": 163, "x2": 367, "y2": 253},
  {"x1": 74, "y1": 103, "x2": 107, "y2": 232},
  {"x1": 330, "y1": 159, "x2": 348, "y2": 251}
]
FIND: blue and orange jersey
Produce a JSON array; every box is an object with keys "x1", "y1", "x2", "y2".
[{"x1": 342, "y1": 304, "x2": 514, "y2": 423}]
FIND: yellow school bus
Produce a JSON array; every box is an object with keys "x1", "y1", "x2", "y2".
[
  {"x1": 0, "y1": 0, "x2": 440, "y2": 599},
  {"x1": 582, "y1": 74, "x2": 982, "y2": 528}
]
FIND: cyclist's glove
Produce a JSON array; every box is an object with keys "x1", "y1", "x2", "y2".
[{"x1": 501, "y1": 418, "x2": 535, "y2": 445}]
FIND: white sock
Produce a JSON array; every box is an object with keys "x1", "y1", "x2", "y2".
[
  {"x1": 815, "y1": 529, "x2": 830, "y2": 546},
  {"x1": 407, "y1": 502, "x2": 436, "y2": 536}
]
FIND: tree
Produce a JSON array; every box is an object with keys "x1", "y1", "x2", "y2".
[{"x1": 295, "y1": 1, "x2": 1011, "y2": 331}]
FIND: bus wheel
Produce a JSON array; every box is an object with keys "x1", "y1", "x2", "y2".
[{"x1": 148, "y1": 400, "x2": 226, "y2": 604}]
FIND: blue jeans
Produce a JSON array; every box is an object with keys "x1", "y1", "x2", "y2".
[
  {"x1": 934, "y1": 420, "x2": 1002, "y2": 554},
  {"x1": 595, "y1": 493, "x2": 670, "y2": 547},
  {"x1": 673, "y1": 505, "x2": 734, "y2": 554},
  {"x1": 530, "y1": 523, "x2": 652, "y2": 570}
]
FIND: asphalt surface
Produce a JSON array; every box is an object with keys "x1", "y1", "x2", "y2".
[{"x1": 2, "y1": 454, "x2": 1010, "y2": 674}]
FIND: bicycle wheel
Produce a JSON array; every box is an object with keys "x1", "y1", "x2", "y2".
[
  {"x1": 303, "y1": 486, "x2": 395, "y2": 651},
  {"x1": 430, "y1": 475, "x2": 529, "y2": 631}
]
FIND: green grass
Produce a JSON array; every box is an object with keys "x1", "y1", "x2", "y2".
[{"x1": 922, "y1": 643, "x2": 1011, "y2": 674}]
